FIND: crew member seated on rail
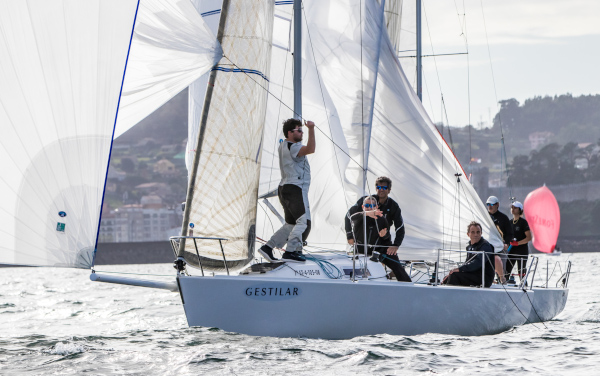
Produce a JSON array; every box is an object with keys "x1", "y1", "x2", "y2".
[
  {"x1": 347, "y1": 197, "x2": 411, "y2": 282},
  {"x1": 442, "y1": 221, "x2": 495, "y2": 288}
]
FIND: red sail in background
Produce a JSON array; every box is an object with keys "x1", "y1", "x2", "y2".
[{"x1": 523, "y1": 186, "x2": 560, "y2": 253}]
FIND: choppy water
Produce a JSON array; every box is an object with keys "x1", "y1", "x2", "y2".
[{"x1": 0, "y1": 253, "x2": 598, "y2": 375}]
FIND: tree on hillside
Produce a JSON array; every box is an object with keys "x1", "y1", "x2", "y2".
[
  {"x1": 493, "y1": 94, "x2": 600, "y2": 145},
  {"x1": 508, "y1": 143, "x2": 587, "y2": 186}
]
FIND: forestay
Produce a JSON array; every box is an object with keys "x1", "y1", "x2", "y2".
[
  {"x1": 180, "y1": 0, "x2": 275, "y2": 269},
  {"x1": 0, "y1": 0, "x2": 220, "y2": 268}
]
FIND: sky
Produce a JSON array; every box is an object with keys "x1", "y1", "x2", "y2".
[{"x1": 404, "y1": 0, "x2": 600, "y2": 128}]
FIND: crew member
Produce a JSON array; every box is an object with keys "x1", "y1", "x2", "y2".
[
  {"x1": 486, "y1": 196, "x2": 513, "y2": 281},
  {"x1": 258, "y1": 118, "x2": 315, "y2": 263},
  {"x1": 349, "y1": 197, "x2": 411, "y2": 282},
  {"x1": 507, "y1": 201, "x2": 532, "y2": 282},
  {"x1": 345, "y1": 176, "x2": 405, "y2": 259},
  {"x1": 442, "y1": 221, "x2": 495, "y2": 288}
]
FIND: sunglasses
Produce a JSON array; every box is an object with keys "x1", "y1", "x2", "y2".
[
  {"x1": 486, "y1": 203, "x2": 496, "y2": 207},
  {"x1": 292, "y1": 129, "x2": 303, "y2": 133},
  {"x1": 376, "y1": 185, "x2": 388, "y2": 190},
  {"x1": 364, "y1": 204, "x2": 376, "y2": 208}
]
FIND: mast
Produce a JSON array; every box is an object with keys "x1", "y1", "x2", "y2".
[
  {"x1": 416, "y1": 0, "x2": 422, "y2": 101},
  {"x1": 293, "y1": 0, "x2": 302, "y2": 118}
]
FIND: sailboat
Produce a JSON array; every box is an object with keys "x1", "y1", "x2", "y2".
[{"x1": 0, "y1": 0, "x2": 569, "y2": 339}]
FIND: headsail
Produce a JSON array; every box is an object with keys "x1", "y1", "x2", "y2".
[
  {"x1": 0, "y1": 0, "x2": 139, "y2": 267},
  {"x1": 179, "y1": 0, "x2": 275, "y2": 269},
  {"x1": 0, "y1": 0, "x2": 220, "y2": 268},
  {"x1": 115, "y1": 0, "x2": 222, "y2": 138}
]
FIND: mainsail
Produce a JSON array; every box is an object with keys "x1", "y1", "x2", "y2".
[
  {"x1": 257, "y1": 0, "x2": 502, "y2": 260},
  {"x1": 179, "y1": 0, "x2": 275, "y2": 269},
  {"x1": 0, "y1": 0, "x2": 220, "y2": 268}
]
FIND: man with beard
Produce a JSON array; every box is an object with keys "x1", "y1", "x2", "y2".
[
  {"x1": 348, "y1": 196, "x2": 411, "y2": 282},
  {"x1": 344, "y1": 176, "x2": 410, "y2": 281},
  {"x1": 258, "y1": 118, "x2": 315, "y2": 263}
]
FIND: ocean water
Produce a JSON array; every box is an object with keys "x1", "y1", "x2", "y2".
[{"x1": 0, "y1": 253, "x2": 598, "y2": 375}]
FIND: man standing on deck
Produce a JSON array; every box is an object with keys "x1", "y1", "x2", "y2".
[
  {"x1": 344, "y1": 177, "x2": 406, "y2": 270},
  {"x1": 258, "y1": 118, "x2": 315, "y2": 263},
  {"x1": 486, "y1": 196, "x2": 513, "y2": 280}
]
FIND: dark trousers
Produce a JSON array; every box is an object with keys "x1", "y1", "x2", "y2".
[
  {"x1": 278, "y1": 185, "x2": 311, "y2": 241},
  {"x1": 443, "y1": 271, "x2": 482, "y2": 287},
  {"x1": 380, "y1": 253, "x2": 412, "y2": 282},
  {"x1": 506, "y1": 246, "x2": 528, "y2": 279}
]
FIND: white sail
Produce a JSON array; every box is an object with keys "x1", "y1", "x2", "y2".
[
  {"x1": 397, "y1": 0, "x2": 417, "y2": 90},
  {"x1": 0, "y1": 0, "x2": 221, "y2": 268},
  {"x1": 0, "y1": 0, "x2": 139, "y2": 267},
  {"x1": 368, "y1": 26, "x2": 503, "y2": 257},
  {"x1": 384, "y1": 0, "x2": 403, "y2": 52},
  {"x1": 115, "y1": 0, "x2": 222, "y2": 138},
  {"x1": 257, "y1": 0, "x2": 385, "y2": 250},
  {"x1": 258, "y1": 0, "x2": 502, "y2": 259},
  {"x1": 187, "y1": 0, "x2": 224, "y2": 178},
  {"x1": 181, "y1": 0, "x2": 275, "y2": 267}
]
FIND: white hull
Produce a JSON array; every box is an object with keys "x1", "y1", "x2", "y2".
[
  {"x1": 178, "y1": 274, "x2": 537, "y2": 339},
  {"x1": 527, "y1": 287, "x2": 568, "y2": 323}
]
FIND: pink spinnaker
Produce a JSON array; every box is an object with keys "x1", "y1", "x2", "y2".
[{"x1": 524, "y1": 186, "x2": 560, "y2": 253}]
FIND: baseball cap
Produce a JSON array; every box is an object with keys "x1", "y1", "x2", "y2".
[
  {"x1": 486, "y1": 196, "x2": 499, "y2": 205},
  {"x1": 511, "y1": 201, "x2": 523, "y2": 210}
]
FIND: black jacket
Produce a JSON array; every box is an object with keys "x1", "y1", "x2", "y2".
[
  {"x1": 349, "y1": 211, "x2": 391, "y2": 253},
  {"x1": 490, "y1": 210, "x2": 513, "y2": 247},
  {"x1": 459, "y1": 237, "x2": 495, "y2": 288},
  {"x1": 345, "y1": 195, "x2": 405, "y2": 247}
]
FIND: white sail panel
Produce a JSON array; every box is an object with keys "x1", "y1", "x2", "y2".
[
  {"x1": 187, "y1": 0, "x2": 224, "y2": 178},
  {"x1": 367, "y1": 26, "x2": 504, "y2": 259},
  {"x1": 258, "y1": 0, "x2": 390, "y2": 251},
  {"x1": 115, "y1": 0, "x2": 222, "y2": 139},
  {"x1": 259, "y1": 0, "x2": 501, "y2": 258},
  {"x1": 0, "y1": 0, "x2": 139, "y2": 267},
  {"x1": 182, "y1": 0, "x2": 274, "y2": 266},
  {"x1": 397, "y1": 0, "x2": 417, "y2": 90},
  {"x1": 384, "y1": 0, "x2": 403, "y2": 52}
]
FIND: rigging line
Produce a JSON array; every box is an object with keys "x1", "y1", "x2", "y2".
[
  {"x1": 522, "y1": 287, "x2": 548, "y2": 328},
  {"x1": 484, "y1": 255, "x2": 542, "y2": 330},
  {"x1": 441, "y1": 95, "x2": 456, "y2": 151},
  {"x1": 257, "y1": 200, "x2": 276, "y2": 234},
  {"x1": 422, "y1": 64, "x2": 438, "y2": 123},
  {"x1": 301, "y1": 1, "x2": 349, "y2": 207},
  {"x1": 479, "y1": 0, "x2": 512, "y2": 200},
  {"x1": 262, "y1": 40, "x2": 291, "y2": 236},
  {"x1": 421, "y1": 2, "x2": 446, "y2": 110},
  {"x1": 220, "y1": 54, "x2": 372, "y2": 180},
  {"x1": 453, "y1": 0, "x2": 472, "y2": 176}
]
